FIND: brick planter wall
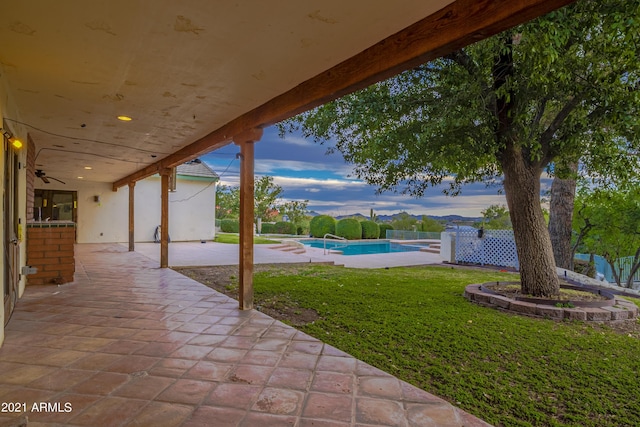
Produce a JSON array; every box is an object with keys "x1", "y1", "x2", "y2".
[{"x1": 26, "y1": 223, "x2": 75, "y2": 285}]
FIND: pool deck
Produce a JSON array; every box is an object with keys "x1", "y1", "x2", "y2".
[
  {"x1": 0, "y1": 243, "x2": 489, "y2": 427},
  {"x1": 130, "y1": 240, "x2": 444, "y2": 269}
]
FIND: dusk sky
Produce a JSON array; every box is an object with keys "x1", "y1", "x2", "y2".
[{"x1": 201, "y1": 125, "x2": 538, "y2": 218}]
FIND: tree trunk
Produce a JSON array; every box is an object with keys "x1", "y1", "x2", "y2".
[
  {"x1": 548, "y1": 162, "x2": 578, "y2": 270},
  {"x1": 502, "y1": 147, "x2": 560, "y2": 297}
]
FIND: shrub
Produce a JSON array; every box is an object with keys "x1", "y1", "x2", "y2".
[
  {"x1": 310, "y1": 215, "x2": 336, "y2": 238},
  {"x1": 274, "y1": 221, "x2": 296, "y2": 235},
  {"x1": 220, "y1": 219, "x2": 239, "y2": 233},
  {"x1": 336, "y1": 218, "x2": 362, "y2": 240},
  {"x1": 260, "y1": 223, "x2": 275, "y2": 234},
  {"x1": 378, "y1": 223, "x2": 394, "y2": 238},
  {"x1": 360, "y1": 220, "x2": 380, "y2": 239}
]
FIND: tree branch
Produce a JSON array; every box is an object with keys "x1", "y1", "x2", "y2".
[{"x1": 538, "y1": 96, "x2": 582, "y2": 165}]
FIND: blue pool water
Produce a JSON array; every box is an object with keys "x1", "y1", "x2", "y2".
[{"x1": 299, "y1": 239, "x2": 426, "y2": 256}]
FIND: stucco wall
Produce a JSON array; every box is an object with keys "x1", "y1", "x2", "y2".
[{"x1": 37, "y1": 175, "x2": 216, "y2": 243}]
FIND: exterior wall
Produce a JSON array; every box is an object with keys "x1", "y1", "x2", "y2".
[
  {"x1": 38, "y1": 175, "x2": 216, "y2": 243},
  {"x1": 134, "y1": 175, "x2": 217, "y2": 242},
  {"x1": 1, "y1": 73, "x2": 29, "y2": 345}
]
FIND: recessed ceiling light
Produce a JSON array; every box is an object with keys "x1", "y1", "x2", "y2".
[
  {"x1": 84, "y1": 166, "x2": 92, "y2": 170},
  {"x1": 117, "y1": 115, "x2": 133, "y2": 122},
  {"x1": 77, "y1": 176, "x2": 84, "y2": 179}
]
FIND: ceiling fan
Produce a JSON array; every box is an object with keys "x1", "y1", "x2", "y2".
[{"x1": 35, "y1": 169, "x2": 66, "y2": 185}]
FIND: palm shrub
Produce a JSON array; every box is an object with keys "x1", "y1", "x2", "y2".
[
  {"x1": 378, "y1": 223, "x2": 393, "y2": 239},
  {"x1": 220, "y1": 219, "x2": 239, "y2": 233},
  {"x1": 310, "y1": 215, "x2": 336, "y2": 238},
  {"x1": 336, "y1": 218, "x2": 362, "y2": 240},
  {"x1": 360, "y1": 220, "x2": 380, "y2": 239}
]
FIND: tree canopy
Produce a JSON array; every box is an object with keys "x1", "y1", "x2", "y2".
[
  {"x1": 280, "y1": 0, "x2": 640, "y2": 296},
  {"x1": 573, "y1": 184, "x2": 640, "y2": 288}
]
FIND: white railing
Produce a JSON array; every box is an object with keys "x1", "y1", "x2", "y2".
[{"x1": 323, "y1": 233, "x2": 347, "y2": 255}]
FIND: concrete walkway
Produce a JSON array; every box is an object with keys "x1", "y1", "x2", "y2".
[
  {"x1": 129, "y1": 241, "x2": 444, "y2": 269},
  {"x1": 0, "y1": 244, "x2": 488, "y2": 426}
]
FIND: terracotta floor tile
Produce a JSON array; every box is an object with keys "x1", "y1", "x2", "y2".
[
  {"x1": 267, "y1": 367, "x2": 313, "y2": 391},
  {"x1": 1, "y1": 365, "x2": 58, "y2": 385},
  {"x1": 298, "y1": 418, "x2": 351, "y2": 427},
  {"x1": 0, "y1": 243, "x2": 490, "y2": 427},
  {"x1": 204, "y1": 382, "x2": 262, "y2": 409},
  {"x1": 113, "y1": 374, "x2": 176, "y2": 399},
  {"x1": 149, "y1": 358, "x2": 198, "y2": 378},
  {"x1": 156, "y1": 378, "x2": 216, "y2": 405},
  {"x1": 241, "y1": 349, "x2": 281, "y2": 367},
  {"x1": 206, "y1": 347, "x2": 247, "y2": 363},
  {"x1": 187, "y1": 334, "x2": 227, "y2": 347},
  {"x1": 40, "y1": 349, "x2": 91, "y2": 367},
  {"x1": 311, "y1": 371, "x2": 354, "y2": 394},
  {"x1": 27, "y1": 368, "x2": 90, "y2": 391},
  {"x1": 67, "y1": 353, "x2": 123, "y2": 370},
  {"x1": 134, "y1": 341, "x2": 184, "y2": 357},
  {"x1": 102, "y1": 354, "x2": 160, "y2": 374},
  {"x1": 228, "y1": 364, "x2": 274, "y2": 386},
  {"x1": 169, "y1": 344, "x2": 214, "y2": 360},
  {"x1": 277, "y1": 352, "x2": 319, "y2": 370},
  {"x1": 127, "y1": 401, "x2": 194, "y2": 427},
  {"x1": 184, "y1": 360, "x2": 233, "y2": 381},
  {"x1": 68, "y1": 396, "x2": 147, "y2": 427},
  {"x1": 252, "y1": 387, "x2": 305, "y2": 416},
  {"x1": 358, "y1": 376, "x2": 403, "y2": 399},
  {"x1": 356, "y1": 397, "x2": 406, "y2": 426},
  {"x1": 241, "y1": 412, "x2": 298, "y2": 426},
  {"x1": 98, "y1": 339, "x2": 147, "y2": 355},
  {"x1": 316, "y1": 355, "x2": 357, "y2": 373},
  {"x1": 183, "y1": 405, "x2": 246, "y2": 427},
  {"x1": 302, "y1": 392, "x2": 354, "y2": 423},
  {"x1": 69, "y1": 371, "x2": 130, "y2": 395}
]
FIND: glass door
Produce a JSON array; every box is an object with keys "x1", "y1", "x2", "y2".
[{"x1": 3, "y1": 137, "x2": 19, "y2": 325}]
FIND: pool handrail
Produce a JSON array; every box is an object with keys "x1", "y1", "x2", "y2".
[{"x1": 323, "y1": 233, "x2": 347, "y2": 255}]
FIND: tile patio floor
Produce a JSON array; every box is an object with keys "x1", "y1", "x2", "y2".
[{"x1": 0, "y1": 244, "x2": 489, "y2": 427}]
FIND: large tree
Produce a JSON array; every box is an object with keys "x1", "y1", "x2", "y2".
[
  {"x1": 281, "y1": 0, "x2": 640, "y2": 296},
  {"x1": 573, "y1": 185, "x2": 640, "y2": 288}
]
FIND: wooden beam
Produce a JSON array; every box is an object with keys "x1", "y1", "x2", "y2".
[
  {"x1": 160, "y1": 170, "x2": 170, "y2": 268},
  {"x1": 128, "y1": 182, "x2": 135, "y2": 252},
  {"x1": 112, "y1": 0, "x2": 574, "y2": 189},
  {"x1": 235, "y1": 128, "x2": 263, "y2": 310}
]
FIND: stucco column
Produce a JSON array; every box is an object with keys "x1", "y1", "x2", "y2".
[
  {"x1": 233, "y1": 128, "x2": 263, "y2": 310},
  {"x1": 128, "y1": 182, "x2": 135, "y2": 252},
  {"x1": 160, "y1": 169, "x2": 171, "y2": 268}
]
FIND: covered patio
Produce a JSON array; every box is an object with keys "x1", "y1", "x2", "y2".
[
  {"x1": 1, "y1": 1, "x2": 577, "y2": 425},
  {"x1": 0, "y1": 244, "x2": 487, "y2": 426}
]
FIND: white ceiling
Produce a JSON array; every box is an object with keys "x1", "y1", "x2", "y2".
[
  {"x1": 1, "y1": 1, "x2": 571, "y2": 187},
  {"x1": 1, "y1": 1, "x2": 453, "y2": 184}
]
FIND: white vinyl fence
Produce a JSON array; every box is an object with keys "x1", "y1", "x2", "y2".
[{"x1": 455, "y1": 229, "x2": 519, "y2": 269}]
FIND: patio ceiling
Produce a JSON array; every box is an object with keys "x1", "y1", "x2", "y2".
[{"x1": 0, "y1": 0, "x2": 574, "y2": 187}]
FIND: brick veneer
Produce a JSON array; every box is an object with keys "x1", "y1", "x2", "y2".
[{"x1": 26, "y1": 224, "x2": 75, "y2": 285}]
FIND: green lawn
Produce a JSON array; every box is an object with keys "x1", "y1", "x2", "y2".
[
  {"x1": 252, "y1": 265, "x2": 640, "y2": 427},
  {"x1": 214, "y1": 234, "x2": 279, "y2": 244}
]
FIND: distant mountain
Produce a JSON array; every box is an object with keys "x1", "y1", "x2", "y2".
[{"x1": 308, "y1": 211, "x2": 480, "y2": 223}]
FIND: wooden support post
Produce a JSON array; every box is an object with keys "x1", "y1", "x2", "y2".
[
  {"x1": 128, "y1": 182, "x2": 135, "y2": 252},
  {"x1": 234, "y1": 128, "x2": 263, "y2": 310},
  {"x1": 160, "y1": 170, "x2": 170, "y2": 268}
]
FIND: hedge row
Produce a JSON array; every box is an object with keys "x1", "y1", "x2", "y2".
[{"x1": 222, "y1": 216, "x2": 393, "y2": 239}]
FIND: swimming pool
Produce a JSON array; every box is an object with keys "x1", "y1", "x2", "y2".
[{"x1": 299, "y1": 239, "x2": 426, "y2": 256}]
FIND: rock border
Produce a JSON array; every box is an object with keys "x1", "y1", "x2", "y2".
[{"x1": 465, "y1": 283, "x2": 639, "y2": 322}]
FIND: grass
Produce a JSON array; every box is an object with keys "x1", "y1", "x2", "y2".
[
  {"x1": 214, "y1": 233, "x2": 279, "y2": 244},
  {"x1": 252, "y1": 264, "x2": 640, "y2": 427}
]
